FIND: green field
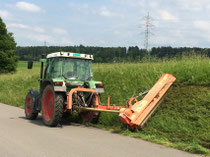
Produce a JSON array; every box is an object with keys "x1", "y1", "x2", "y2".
[{"x1": 0, "y1": 58, "x2": 209, "y2": 155}]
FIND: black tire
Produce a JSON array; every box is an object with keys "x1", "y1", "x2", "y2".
[
  {"x1": 79, "y1": 94, "x2": 100, "y2": 124},
  {"x1": 41, "y1": 85, "x2": 63, "y2": 126},
  {"x1": 24, "y1": 90, "x2": 39, "y2": 120}
]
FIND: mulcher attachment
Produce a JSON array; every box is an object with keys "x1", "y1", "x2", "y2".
[
  {"x1": 118, "y1": 73, "x2": 176, "y2": 130},
  {"x1": 67, "y1": 73, "x2": 176, "y2": 131}
]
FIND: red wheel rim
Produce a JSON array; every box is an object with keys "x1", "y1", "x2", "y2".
[
  {"x1": 25, "y1": 96, "x2": 32, "y2": 116},
  {"x1": 42, "y1": 89, "x2": 54, "y2": 121}
]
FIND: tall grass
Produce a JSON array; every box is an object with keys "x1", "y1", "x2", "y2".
[
  {"x1": 0, "y1": 61, "x2": 40, "y2": 107},
  {"x1": 94, "y1": 57, "x2": 210, "y2": 106},
  {"x1": 0, "y1": 57, "x2": 209, "y2": 154}
]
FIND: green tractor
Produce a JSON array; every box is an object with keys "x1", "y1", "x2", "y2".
[{"x1": 25, "y1": 52, "x2": 104, "y2": 126}]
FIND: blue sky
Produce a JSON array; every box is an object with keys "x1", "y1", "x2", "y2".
[{"x1": 0, "y1": 0, "x2": 210, "y2": 48}]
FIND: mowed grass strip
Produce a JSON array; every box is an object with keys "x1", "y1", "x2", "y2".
[{"x1": 0, "y1": 57, "x2": 209, "y2": 155}]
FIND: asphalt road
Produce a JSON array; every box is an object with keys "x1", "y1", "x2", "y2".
[{"x1": 0, "y1": 103, "x2": 199, "y2": 157}]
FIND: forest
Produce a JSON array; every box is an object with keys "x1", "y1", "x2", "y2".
[{"x1": 15, "y1": 45, "x2": 210, "y2": 62}]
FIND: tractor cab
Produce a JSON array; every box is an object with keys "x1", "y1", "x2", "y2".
[
  {"x1": 25, "y1": 51, "x2": 104, "y2": 126},
  {"x1": 41, "y1": 52, "x2": 103, "y2": 92},
  {"x1": 45, "y1": 52, "x2": 93, "y2": 81}
]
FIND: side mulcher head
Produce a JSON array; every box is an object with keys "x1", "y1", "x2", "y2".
[{"x1": 119, "y1": 73, "x2": 176, "y2": 130}]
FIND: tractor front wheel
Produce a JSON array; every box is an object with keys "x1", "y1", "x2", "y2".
[
  {"x1": 42, "y1": 85, "x2": 63, "y2": 126},
  {"x1": 24, "y1": 90, "x2": 39, "y2": 120}
]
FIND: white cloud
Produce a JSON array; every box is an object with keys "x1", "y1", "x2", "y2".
[
  {"x1": 68, "y1": 3, "x2": 117, "y2": 17},
  {"x1": 99, "y1": 7, "x2": 115, "y2": 17},
  {"x1": 159, "y1": 10, "x2": 178, "y2": 21},
  {"x1": 193, "y1": 20, "x2": 210, "y2": 32},
  {"x1": 16, "y1": 2, "x2": 41, "y2": 12},
  {"x1": 68, "y1": 2, "x2": 90, "y2": 13},
  {"x1": 115, "y1": 0, "x2": 143, "y2": 8},
  {"x1": 148, "y1": 1, "x2": 159, "y2": 9},
  {"x1": 27, "y1": 34, "x2": 73, "y2": 45},
  {"x1": 113, "y1": 30, "x2": 121, "y2": 35},
  {"x1": 178, "y1": 0, "x2": 203, "y2": 11},
  {"x1": 60, "y1": 37, "x2": 73, "y2": 45},
  {"x1": 33, "y1": 26, "x2": 45, "y2": 33},
  {"x1": 0, "y1": 10, "x2": 12, "y2": 20},
  {"x1": 206, "y1": 3, "x2": 210, "y2": 10},
  {"x1": 99, "y1": 40, "x2": 106, "y2": 45},
  {"x1": 52, "y1": 28, "x2": 68, "y2": 35},
  {"x1": 8, "y1": 23, "x2": 45, "y2": 33},
  {"x1": 68, "y1": 2, "x2": 89, "y2": 9},
  {"x1": 27, "y1": 34, "x2": 53, "y2": 43},
  {"x1": 7, "y1": 23, "x2": 29, "y2": 29},
  {"x1": 82, "y1": 4, "x2": 89, "y2": 9}
]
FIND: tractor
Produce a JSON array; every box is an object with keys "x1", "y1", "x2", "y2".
[
  {"x1": 25, "y1": 52, "x2": 176, "y2": 130},
  {"x1": 25, "y1": 52, "x2": 103, "y2": 126}
]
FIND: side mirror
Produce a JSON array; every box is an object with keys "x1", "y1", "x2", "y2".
[{"x1": 28, "y1": 61, "x2": 33, "y2": 69}]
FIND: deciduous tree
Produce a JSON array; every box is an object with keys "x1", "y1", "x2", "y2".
[{"x1": 0, "y1": 17, "x2": 17, "y2": 73}]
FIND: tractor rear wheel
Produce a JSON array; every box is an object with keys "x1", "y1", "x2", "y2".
[
  {"x1": 42, "y1": 85, "x2": 63, "y2": 126},
  {"x1": 24, "y1": 90, "x2": 39, "y2": 120}
]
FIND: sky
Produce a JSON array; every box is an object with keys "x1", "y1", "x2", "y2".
[{"x1": 0, "y1": 0, "x2": 210, "y2": 48}]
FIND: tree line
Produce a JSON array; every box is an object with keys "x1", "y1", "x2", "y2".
[{"x1": 15, "y1": 45, "x2": 210, "y2": 63}]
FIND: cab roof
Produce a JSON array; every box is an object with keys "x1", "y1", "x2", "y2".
[{"x1": 46, "y1": 52, "x2": 94, "y2": 60}]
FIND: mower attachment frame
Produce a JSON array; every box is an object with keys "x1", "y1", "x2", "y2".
[{"x1": 67, "y1": 73, "x2": 176, "y2": 130}]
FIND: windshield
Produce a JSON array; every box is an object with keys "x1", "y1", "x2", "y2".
[
  {"x1": 62, "y1": 58, "x2": 92, "y2": 81},
  {"x1": 48, "y1": 57, "x2": 92, "y2": 81}
]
